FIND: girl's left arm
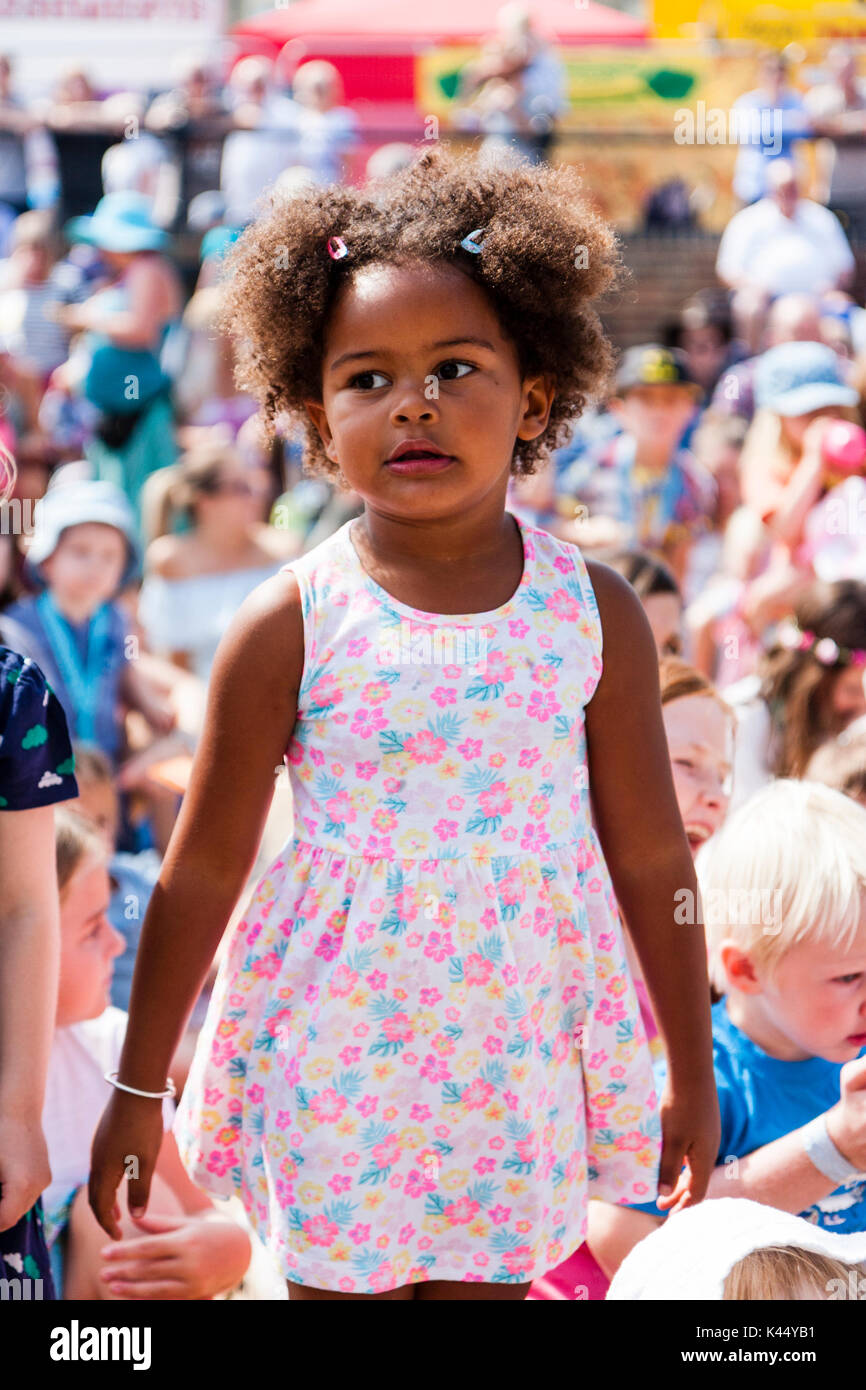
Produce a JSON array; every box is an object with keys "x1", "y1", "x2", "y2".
[{"x1": 584, "y1": 559, "x2": 720, "y2": 1210}]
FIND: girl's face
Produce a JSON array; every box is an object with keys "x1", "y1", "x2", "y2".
[
  {"x1": 643, "y1": 592, "x2": 683, "y2": 658},
  {"x1": 56, "y1": 858, "x2": 125, "y2": 1028},
  {"x1": 662, "y1": 693, "x2": 732, "y2": 855},
  {"x1": 39, "y1": 522, "x2": 127, "y2": 612},
  {"x1": 779, "y1": 406, "x2": 841, "y2": 450},
  {"x1": 828, "y1": 664, "x2": 866, "y2": 728},
  {"x1": 306, "y1": 261, "x2": 553, "y2": 522},
  {"x1": 195, "y1": 463, "x2": 272, "y2": 527}
]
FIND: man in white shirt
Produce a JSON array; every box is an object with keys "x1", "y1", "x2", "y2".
[{"x1": 716, "y1": 159, "x2": 855, "y2": 351}]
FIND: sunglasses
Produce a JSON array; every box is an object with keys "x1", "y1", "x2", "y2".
[{"x1": 198, "y1": 477, "x2": 270, "y2": 498}]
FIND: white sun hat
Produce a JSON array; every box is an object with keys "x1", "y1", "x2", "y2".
[{"x1": 606, "y1": 1197, "x2": 866, "y2": 1301}]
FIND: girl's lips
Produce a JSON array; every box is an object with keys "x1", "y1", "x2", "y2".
[
  {"x1": 847, "y1": 1032, "x2": 866, "y2": 1045},
  {"x1": 385, "y1": 454, "x2": 455, "y2": 476}
]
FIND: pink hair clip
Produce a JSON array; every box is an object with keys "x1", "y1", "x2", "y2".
[{"x1": 327, "y1": 236, "x2": 348, "y2": 260}]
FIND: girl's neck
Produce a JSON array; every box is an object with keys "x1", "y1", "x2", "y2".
[{"x1": 45, "y1": 589, "x2": 100, "y2": 626}]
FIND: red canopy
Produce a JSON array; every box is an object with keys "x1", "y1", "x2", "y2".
[{"x1": 233, "y1": 0, "x2": 648, "y2": 51}]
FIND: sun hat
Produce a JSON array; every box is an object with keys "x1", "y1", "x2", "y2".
[
  {"x1": 25, "y1": 477, "x2": 141, "y2": 591},
  {"x1": 615, "y1": 344, "x2": 701, "y2": 396},
  {"x1": 754, "y1": 340, "x2": 859, "y2": 417},
  {"x1": 64, "y1": 191, "x2": 169, "y2": 253},
  {"x1": 606, "y1": 1197, "x2": 866, "y2": 1301}
]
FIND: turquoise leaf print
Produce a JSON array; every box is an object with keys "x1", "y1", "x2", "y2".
[
  {"x1": 465, "y1": 675, "x2": 503, "y2": 701},
  {"x1": 461, "y1": 763, "x2": 499, "y2": 793},
  {"x1": 465, "y1": 810, "x2": 502, "y2": 836},
  {"x1": 379, "y1": 729, "x2": 405, "y2": 755},
  {"x1": 553, "y1": 714, "x2": 573, "y2": 741},
  {"x1": 427, "y1": 711, "x2": 463, "y2": 744}
]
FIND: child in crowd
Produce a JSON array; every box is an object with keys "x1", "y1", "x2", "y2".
[
  {"x1": 607, "y1": 1197, "x2": 866, "y2": 1301},
  {"x1": 561, "y1": 343, "x2": 714, "y2": 586},
  {"x1": 724, "y1": 579, "x2": 866, "y2": 810},
  {"x1": 5, "y1": 477, "x2": 175, "y2": 765},
  {"x1": 89, "y1": 147, "x2": 719, "y2": 1300},
  {"x1": 603, "y1": 551, "x2": 684, "y2": 659},
  {"x1": 804, "y1": 714, "x2": 866, "y2": 808},
  {"x1": 42, "y1": 807, "x2": 251, "y2": 1298},
  {"x1": 591, "y1": 780, "x2": 866, "y2": 1285}
]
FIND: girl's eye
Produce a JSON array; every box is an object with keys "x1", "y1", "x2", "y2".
[
  {"x1": 437, "y1": 360, "x2": 474, "y2": 381},
  {"x1": 834, "y1": 973, "x2": 862, "y2": 985},
  {"x1": 673, "y1": 758, "x2": 694, "y2": 770},
  {"x1": 349, "y1": 370, "x2": 390, "y2": 390}
]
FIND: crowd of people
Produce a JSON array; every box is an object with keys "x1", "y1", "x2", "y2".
[{"x1": 2, "y1": 31, "x2": 866, "y2": 1305}]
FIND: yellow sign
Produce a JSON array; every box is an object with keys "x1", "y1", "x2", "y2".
[{"x1": 653, "y1": 0, "x2": 866, "y2": 43}]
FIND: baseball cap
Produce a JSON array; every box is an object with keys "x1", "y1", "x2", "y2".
[
  {"x1": 25, "y1": 478, "x2": 141, "y2": 591},
  {"x1": 615, "y1": 344, "x2": 701, "y2": 396},
  {"x1": 754, "y1": 340, "x2": 859, "y2": 417}
]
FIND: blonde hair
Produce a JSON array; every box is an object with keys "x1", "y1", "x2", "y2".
[
  {"x1": 700, "y1": 779, "x2": 866, "y2": 992},
  {"x1": 724, "y1": 1246, "x2": 866, "y2": 1300},
  {"x1": 55, "y1": 806, "x2": 107, "y2": 897},
  {"x1": 740, "y1": 403, "x2": 861, "y2": 483}
]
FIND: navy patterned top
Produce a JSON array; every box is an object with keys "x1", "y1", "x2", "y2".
[{"x1": 0, "y1": 645, "x2": 79, "y2": 809}]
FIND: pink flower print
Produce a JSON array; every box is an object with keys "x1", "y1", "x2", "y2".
[
  {"x1": 372, "y1": 807, "x2": 398, "y2": 833},
  {"x1": 251, "y1": 950, "x2": 282, "y2": 981},
  {"x1": 247, "y1": 1084, "x2": 264, "y2": 1104},
  {"x1": 554, "y1": 554, "x2": 575, "y2": 574},
  {"x1": 347, "y1": 636, "x2": 370, "y2": 658},
  {"x1": 410, "y1": 1104, "x2": 432, "y2": 1122},
  {"x1": 503, "y1": 1245, "x2": 535, "y2": 1276},
  {"x1": 405, "y1": 1169, "x2": 437, "y2": 1198},
  {"x1": 404, "y1": 730, "x2": 447, "y2": 764},
  {"x1": 328, "y1": 1173, "x2": 352, "y2": 1195},
  {"x1": 508, "y1": 618, "x2": 529, "y2": 638},
  {"x1": 442, "y1": 664, "x2": 462, "y2": 678},
  {"x1": 351, "y1": 707, "x2": 387, "y2": 739},
  {"x1": 363, "y1": 835, "x2": 394, "y2": 861},
  {"x1": 275, "y1": 1110, "x2": 292, "y2": 1129},
  {"x1": 489, "y1": 1204, "x2": 511, "y2": 1224},
  {"x1": 399, "y1": 1223, "x2": 416, "y2": 1244},
  {"x1": 527, "y1": 690, "x2": 561, "y2": 723},
  {"x1": 264, "y1": 1009, "x2": 292, "y2": 1041},
  {"x1": 528, "y1": 794, "x2": 549, "y2": 819},
  {"x1": 515, "y1": 1132, "x2": 539, "y2": 1164},
  {"x1": 424, "y1": 930, "x2": 456, "y2": 962},
  {"x1": 615, "y1": 1131, "x2": 650, "y2": 1153},
  {"x1": 206, "y1": 1147, "x2": 238, "y2": 1177},
  {"x1": 610, "y1": 1065, "x2": 625, "y2": 1079},
  {"x1": 478, "y1": 650, "x2": 514, "y2": 686},
  {"x1": 419, "y1": 1054, "x2": 451, "y2": 1083},
  {"x1": 431, "y1": 686, "x2": 457, "y2": 708},
  {"x1": 382, "y1": 1012, "x2": 415, "y2": 1044},
  {"x1": 442, "y1": 1196, "x2": 480, "y2": 1226},
  {"x1": 343, "y1": 1153, "x2": 360, "y2": 1167},
  {"x1": 584, "y1": 675, "x2": 597, "y2": 697},
  {"x1": 457, "y1": 738, "x2": 482, "y2": 760},
  {"x1": 532, "y1": 663, "x2": 557, "y2": 688},
  {"x1": 538, "y1": 634, "x2": 552, "y2": 649},
  {"x1": 352, "y1": 1023, "x2": 370, "y2": 1038},
  {"x1": 310, "y1": 1088, "x2": 347, "y2": 1124},
  {"x1": 519, "y1": 747, "x2": 541, "y2": 768},
  {"x1": 504, "y1": 692, "x2": 523, "y2": 709},
  {"x1": 348, "y1": 1223, "x2": 371, "y2": 1246},
  {"x1": 356, "y1": 1094, "x2": 378, "y2": 1117},
  {"x1": 478, "y1": 780, "x2": 513, "y2": 818},
  {"x1": 371, "y1": 1134, "x2": 402, "y2": 1169},
  {"x1": 419, "y1": 987, "x2": 442, "y2": 1007},
  {"x1": 315, "y1": 933, "x2": 341, "y2": 962},
  {"x1": 502, "y1": 826, "x2": 519, "y2": 841},
  {"x1": 284, "y1": 1059, "x2": 301, "y2": 1086},
  {"x1": 433, "y1": 818, "x2": 458, "y2": 842},
  {"x1": 464, "y1": 953, "x2": 494, "y2": 986},
  {"x1": 361, "y1": 679, "x2": 390, "y2": 704},
  {"x1": 355, "y1": 760, "x2": 377, "y2": 781},
  {"x1": 474, "y1": 1156, "x2": 496, "y2": 1175},
  {"x1": 366, "y1": 970, "x2": 387, "y2": 990},
  {"x1": 461, "y1": 1078, "x2": 495, "y2": 1110},
  {"x1": 204, "y1": 1086, "x2": 224, "y2": 1105},
  {"x1": 488, "y1": 1137, "x2": 506, "y2": 1151},
  {"x1": 325, "y1": 790, "x2": 356, "y2": 826},
  {"x1": 446, "y1": 795, "x2": 465, "y2": 811},
  {"x1": 520, "y1": 823, "x2": 550, "y2": 853},
  {"x1": 597, "y1": 932, "x2": 615, "y2": 951},
  {"x1": 304, "y1": 984, "x2": 319, "y2": 1003},
  {"x1": 329, "y1": 962, "x2": 359, "y2": 998},
  {"x1": 309, "y1": 674, "x2": 343, "y2": 709},
  {"x1": 482, "y1": 1034, "x2": 503, "y2": 1055},
  {"x1": 546, "y1": 588, "x2": 580, "y2": 621},
  {"x1": 503, "y1": 1090, "x2": 519, "y2": 1111},
  {"x1": 368, "y1": 1262, "x2": 396, "y2": 1294},
  {"x1": 595, "y1": 999, "x2": 627, "y2": 1026}
]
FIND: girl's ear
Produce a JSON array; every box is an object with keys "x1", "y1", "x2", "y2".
[
  {"x1": 516, "y1": 373, "x2": 556, "y2": 443},
  {"x1": 304, "y1": 399, "x2": 339, "y2": 463}
]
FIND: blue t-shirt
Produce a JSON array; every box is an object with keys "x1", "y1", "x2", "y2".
[{"x1": 630, "y1": 997, "x2": 866, "y2": 1232}]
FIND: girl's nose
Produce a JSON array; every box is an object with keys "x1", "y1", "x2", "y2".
[
  {"x1": 390, "y1": 385, "x2": 439, "y2": 426},
  {"x1": 107, "y1": 922, "x2": 126, "y2": 957}
]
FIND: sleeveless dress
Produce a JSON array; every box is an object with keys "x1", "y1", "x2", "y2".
[{"x1": 174, "y1": 512, "x2": 662, "y2": 1293}]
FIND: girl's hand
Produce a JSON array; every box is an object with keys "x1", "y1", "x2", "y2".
[
  {"x1": 655, "y1": 1073, "x2": 721, "y2": 1216},
  {"x1": 800, "y1": 416, "x2": 838, "y2": 465},
  {"x1": 0, "y1": 1114, "x2": 52, "y2": 1232},
  {"x1": 98, "y1": 1211, "x2": 251, "y2": 1300},
  {"x1": 88, "y1": 1090, "x2": 164, "y2": 1240}
]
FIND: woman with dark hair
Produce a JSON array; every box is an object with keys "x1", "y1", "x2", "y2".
[
  {"x1": 725, "y1": 578, "x2": 866, "y2": 809},
  {"x1": 604, "y1": 549, "x2": 684, "y2": 657}
]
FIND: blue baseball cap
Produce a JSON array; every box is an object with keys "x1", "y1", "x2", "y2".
[
  {"x1": 754, "y1": 341, "x2": 859, "y2": 416},
  {"x1": 65, "y1": 191, "x2": 169, "y2": 253},
  {"x1": 25, "y1": 478, "x2": 141, "y2": 591}
]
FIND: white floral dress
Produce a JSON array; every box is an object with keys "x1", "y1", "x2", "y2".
[{"x1": 174, "y1": 512, "x2": 661, "y2": 1292}]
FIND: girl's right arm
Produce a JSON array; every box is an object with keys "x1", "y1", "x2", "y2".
[{"x1": 89, "y1": 570, "x2": 303, "y2": 1238}]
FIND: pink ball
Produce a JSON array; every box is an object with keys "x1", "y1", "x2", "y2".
[{"x1": 821, "y1": 420, "x2": 866, "y2": 474}]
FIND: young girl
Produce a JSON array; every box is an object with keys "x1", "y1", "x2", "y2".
[{"x1": 88, "y1": 147, "x2": 719, "y2": 1300}]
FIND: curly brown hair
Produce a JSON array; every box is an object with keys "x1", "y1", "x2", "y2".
[{"x1": 216, "y1": 144, "x2": 623, "y2": 483}]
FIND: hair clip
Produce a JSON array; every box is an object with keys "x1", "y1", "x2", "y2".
[
  {"x1": 327, "y1": 236, "x2": 348, "y2": 261},
  {"x1": 460, "y1": 228, "x2": 485, "y2": 255},
  {"x1": 776, "y1": 620, "x2": 866, "y2": 668}
]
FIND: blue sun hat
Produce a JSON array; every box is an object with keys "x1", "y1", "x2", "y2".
[
  {"x1": 25, "y1": 478, "x2": 141, "y2": 592},
  {"x1": 754, "y1": 341, "x2": 859, "y2": 417},
  {"x1": 64, "y1": 191, "x2": 169, "y2": 253}
]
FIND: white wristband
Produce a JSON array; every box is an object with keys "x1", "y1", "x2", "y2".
[
  {"x1": 105, "y1": 1070, "x2": 176, "y2": 1101},
  {"x1": 801, "y1": 1113, "x2": 865, "y2": 1186}
]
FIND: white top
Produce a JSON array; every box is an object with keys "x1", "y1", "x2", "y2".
[
  {"x1": 138, "y1": 563, "x2": 283, "y2": 683},
  {"x1": 607, "y1": 1196, "x2": 866, "y2": 1300},
  {"x1": 716, "y1": 196, "x2": 855, "y2": 296},
  {"x1": 723, "y1": 673, "x2": 777, "y2": 813},
  {"x1": 41, "y1": 1007, "x2": 175, "y2": 1243},
  {"x1": 220, "y1": 95, "x2": 303, "y2": 225}
]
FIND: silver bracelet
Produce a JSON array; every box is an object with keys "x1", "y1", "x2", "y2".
[
  {"x1": 105, "y1": 1070, "x2": 176, "y2": 1101},
  {"x1": 801, "y1": 1113, "x2": 865, "y2": 1186}
]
